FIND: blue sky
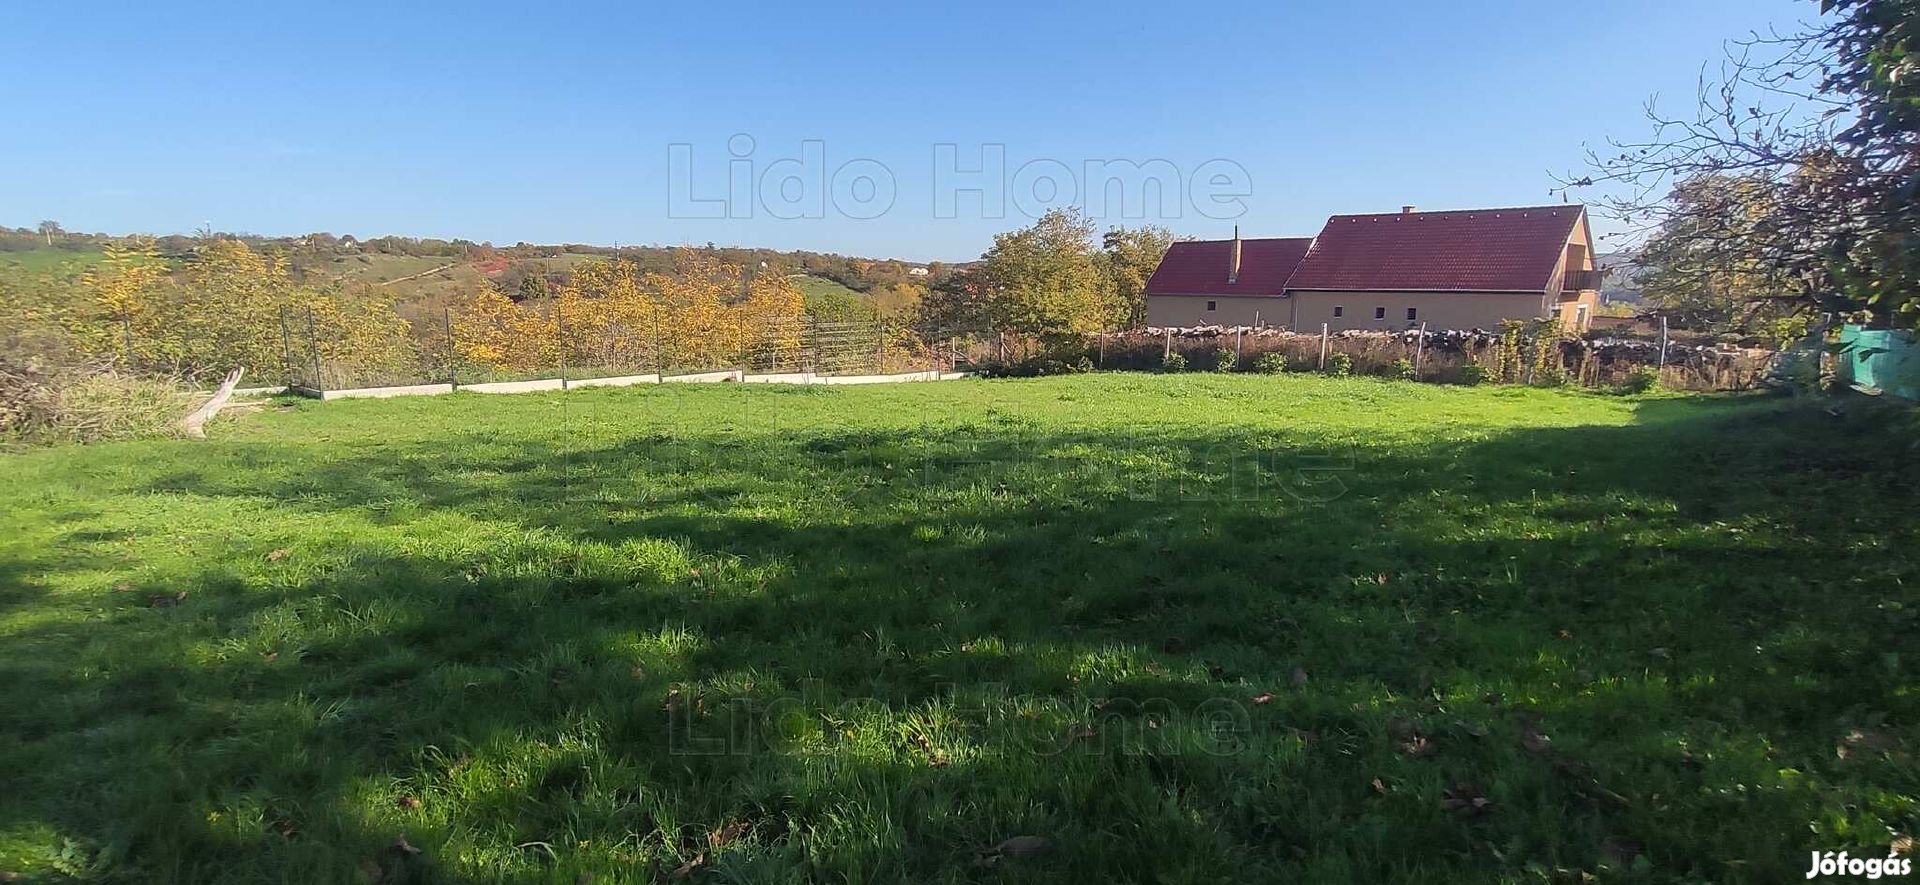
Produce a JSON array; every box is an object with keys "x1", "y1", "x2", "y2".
[{"x1": 1, "y1": 0, "x2": 1813, "y2": 261}]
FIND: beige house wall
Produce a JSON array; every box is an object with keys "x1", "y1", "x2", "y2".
[
  {"x1": 1286, "y1": 290, "x2": 1551, "y2": 332},
  {"x1": 1146, "y1": 294, "x2": 1288, "y2": 328}
]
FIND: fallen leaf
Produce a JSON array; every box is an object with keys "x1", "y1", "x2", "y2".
[
  {"x1": 709, "y1": 820, "x2": 749, "y2": 849},
  {"x1": 630, "y1": 665, "x2": 647, "y2": 680},
  {"x1": 670, "y1": 853, "x2": 705, "y2": 879},
  {"x1": 1891, "y1": 834, "x2": 1912, "y2": 856},
  {"x1": 664, "y1": 688, "x2": 685, "y2": 713},
  {"x1": 1290, "y1": 667, "x2": 1309, "y2": 688},
  {"x1": 1838, "y1": 728, "x2": 1901, "y2": 759},
  {"x1": 391, "y1": 836, "x2": 421, "y2": 856},
  {"x1": 114, "y1": 582, "x2": 133, "y2": 592},
  {"x1": 261, "y1": 651, "x2": 279, "y2": 662},
  {"x1": 1250, "y1": 692, "x2": 1276, "y2": 706},
  {"x1": 147, "y1": 590, "x2": 188, "y2": 608},
  {"x1": 1601, "y1": 835, "x2": 1643, "y2": 868},
  {"x1": 269, "y1": 817, "x2": 298, "y2": 840},
  {"x1": 1375, "y1": 573, "x2": 1390, "y2": 585},
  {"x1": 1521, "y1": 720, "x2": 1553, "y2": 753},
  {"x1": 1554, "y1": 628, "x2": 1572, "y2": 640},
  {"x1": 1440, "y1": 783, "x2": 1493, "y2": 816},
  {"x1": 1398, "y1": 735, "x2": 1435, "y2": 757},
  {"x1": 993, "y1": 835, "x2": 1054, "y2": 859},
  {"x1": 267, "y1": 548, "x2": 289, "y2": 562},
  {"x1": 1370, "y1": 777, "x2": 1388, "y2": 795},
  {"x1": 395, "y1": 796, "x2": 421, "y2": 810}
]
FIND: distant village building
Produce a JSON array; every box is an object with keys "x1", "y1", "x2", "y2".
[
  {"x1": 908, "y1": 266, "x2": 930, "y2": 277},
  {"x1": 1145, "y1": 205, "x2": 1602, "y2": 332}
]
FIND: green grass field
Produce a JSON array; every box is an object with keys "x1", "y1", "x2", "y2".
[
  {"x1": 1, "y1": 376, "x2": 1915, "y2": 882},
  {"x1": 0, "y1": 248, "x2": 108, "y2": 275}
]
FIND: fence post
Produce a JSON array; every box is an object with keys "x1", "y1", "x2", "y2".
[
  {"x1": 1163, "y1": 328, "x2": 1172, "y2": 361},
  {"x1": 1414, "y1": 321, "x2": 1428, "y2": 379},
  {"x1": 305, "y1": 307, "x2": 322, "y2": 392},
  {"x1": 556, "y1": 300, "x2": 569, "y2": 390},
  {"x1": 1658, "y1": 315, "x2": 1670, "y2": 372},
  {"x1": 1235, "y1": 326, "x2": 1244, "y2": 361},
  {"x1": 1319, "y1": 323, "x2": 1329, "y2": 370},
  {"x1": 444, "y1": 307, "x2": 457, "y2": 389},
  {"x1": 279, "y1": 308, "x2": 294, "y2": 387}
]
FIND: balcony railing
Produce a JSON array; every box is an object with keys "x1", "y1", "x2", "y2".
[{"x1": 1560, "y1": 269, "x2": 1604, "y2": 292}]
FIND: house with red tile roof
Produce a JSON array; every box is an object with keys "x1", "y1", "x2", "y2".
[{"x1": 1144, "y1": 205, "x2": 1603, "y2": 332}]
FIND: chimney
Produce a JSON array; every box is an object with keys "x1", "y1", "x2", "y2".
[
  {"x1": 1228, "y1": 225, "x2": 1242, "y2": 284},
  {"x1": 1401, "y1": 205, "x2": 1418, "y2": 214}
]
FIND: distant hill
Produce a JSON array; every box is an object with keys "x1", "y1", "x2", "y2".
[
  {"x1": 1596, "y1": 250, "x2": 1645, "y2": 305},
  {"x1": 1, "y1": 226, "x2": 947, "y2": 321}
]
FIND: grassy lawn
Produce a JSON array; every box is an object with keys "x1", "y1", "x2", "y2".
[
  {"x1": 0, "y1": 248, "x2": 107, "y2": 275},
  {"x1": 0, "y1": 375, "x2": 1914, "y2": 882}
]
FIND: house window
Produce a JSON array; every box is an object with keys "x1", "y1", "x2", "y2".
[
  {"x1": 1374, "y1": 307, "x2": 1386, "y2": 319},
  {"x1": 1406, "y1": 307, "x2": 1418, "y2": 321},
  {"x1": 1333, "y1": 305, "x2": 1344, "y2": 317},
  {"x1": 1206, "y1": 300, "x2": 1217, "y2": 311}
]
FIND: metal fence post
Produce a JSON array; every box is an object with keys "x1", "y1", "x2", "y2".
[{"x1": 1319, "y1": 323, "x2": 1329, "y2": 369}]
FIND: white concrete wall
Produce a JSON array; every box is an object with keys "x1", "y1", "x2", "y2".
[
  {"x1": 321, "y1": 383, "x2": 455, "y2": 400},
  {"x1": 570, "y1": 373, "x2": 662, "y2": 389},
  {"x1": 461, "y1": 378, "x2": 567, "y2": 394},
  {"x1": 304, "y1": 371, "x2": 966, "y2": 400}
]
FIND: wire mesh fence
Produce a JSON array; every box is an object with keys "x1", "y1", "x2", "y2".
[{"x1": 273, "y1": 308, "x2": 950, "y2": 394}]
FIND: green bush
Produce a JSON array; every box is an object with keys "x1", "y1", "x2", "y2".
[
  {"x1": 1324, "y1": 352, "x2": 1352, "y2": 377},
  {"x1": 1459, "y1": 363, "x2": 1492, "y2": 386},
  {"x1": 1389, "y1": 358, "x2": 1417, "y2": 380},
  {"x1": 1161, "y1": 351, "x2": 1188, "y2": 373},
  {"x1": 1623, "y1": 365, "x2": 1662, "y2": 394},
  {"x1": 1254, "y1": 352, "x2": 1288, "y2": 374},
  {"x1": 1212, "y1": 348, "x2": 1237, "y2": 373}
]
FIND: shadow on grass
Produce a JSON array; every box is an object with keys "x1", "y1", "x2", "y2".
[{"x1": 2, "y1": 395, "x2": 1916, "y2": 882}]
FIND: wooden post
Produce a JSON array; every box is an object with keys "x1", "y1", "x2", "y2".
[
  {"x1": 305, "y1": 307, "x2": 322, "y2": 391},
  {"x1": 1235, "y1": 326, "x2": 1244, "y2": 361},
  {"x1": 555, "y1": 300, "x2": 569, "y2": 390},
  {"x1": 444, "y1": 307, "x2": 457, "y2": 388},
  {"x1": 1319, "y1": 323, "x2": 1329, "y2": 369},
  {"x1": 1658, "y1": 315, "x2": 1670, "y2": 371},
  {"x1": 1163, "y1": 328, "x2": 1173, "y2": 361},
  {"x1": 1414, "y1": 321, "x2": 1428, "y2": 379},
  {"x1": 279, "y1": 308, "x2": 294, "y2": 387},
  {"x1": 1098, "y1": 333, "x2": 1107, "y2": 369}
]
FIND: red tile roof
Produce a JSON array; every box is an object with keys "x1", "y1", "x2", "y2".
[
  {"x1": 1144, "y1": 237, "x2": 1314, "y2": 297},
  {"x1": 1284, "y1": 206, "x2": 1583, "y2": 293}
]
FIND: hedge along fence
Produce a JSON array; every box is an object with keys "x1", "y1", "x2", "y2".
[{"x1": 1083, "y1": 326, "x2": 1780, "y2": 391}]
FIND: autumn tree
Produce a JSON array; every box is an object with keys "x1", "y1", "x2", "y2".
[
  {"x1": 978, "y1": 208, "x2": 1111, "y2": 339},
  {"x1": 1572, "y1": 0, "x2": 1920, "y2": 328},
  {"x1": 1633, "y1": 174, "x2": 1806, "y2": 331},
  {"x1": 1100, "y1": 225, "x2": 1178, "y2": 329}
]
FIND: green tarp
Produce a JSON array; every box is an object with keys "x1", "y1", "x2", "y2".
[{"x1": 1840, "y1": 324, "x2": 1920, "y2": 399}]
